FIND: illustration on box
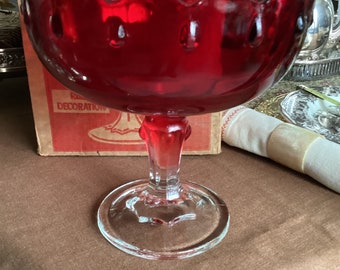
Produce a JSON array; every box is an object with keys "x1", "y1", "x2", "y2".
[
  {"x1": 53, "y1": 89, "x2": 143, "y2": 145},
  {"x1": 89, "y1": 113, "x2": 144, "y2": 145}
]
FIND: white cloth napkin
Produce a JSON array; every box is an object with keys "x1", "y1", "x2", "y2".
[{"x1": 222, "y1": 106, "x2": 340, "y2": 193}]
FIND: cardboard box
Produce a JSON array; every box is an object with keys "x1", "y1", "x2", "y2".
[{"x1": 21, "y1": 23, "x2": 221, "y2": 156}]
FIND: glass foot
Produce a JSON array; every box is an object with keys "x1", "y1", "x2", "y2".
[{"x1": 97, "y1": 179, "x2": 230, "y2": 260}]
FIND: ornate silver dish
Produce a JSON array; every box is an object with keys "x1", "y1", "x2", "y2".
[
  {"x1": 280, "y1": 86, "x2": 340, "y2": 144},
  {"x1": 0, "y1": 0, "x2": 26, "y2": 75},
  {"x1": 285, "y1": 56, "x2": 340, "y2": 80},
  {"x1": 285, "y1": 0, "x2": 340, "y2": 81}
]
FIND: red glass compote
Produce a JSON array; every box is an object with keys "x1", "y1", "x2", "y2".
[{"x1": 22, "y1": 0, "x2": 314, "y2": 260}]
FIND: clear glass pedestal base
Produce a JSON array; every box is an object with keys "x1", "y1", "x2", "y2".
[{"x1": 97, "y1": 179, "x2": 230, "y2": 260}]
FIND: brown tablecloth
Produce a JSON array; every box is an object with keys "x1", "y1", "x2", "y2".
[{"x1": 1, "y1": 77, "x2": 340, "y2": 270}]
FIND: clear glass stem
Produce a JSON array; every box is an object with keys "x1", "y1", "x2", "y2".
[
  {"x1": 139, "y1": 115, "x2": 191, "y2": 202},
  {"x1": 97, "y1": 115, "x2": 229, "y2": 260}
]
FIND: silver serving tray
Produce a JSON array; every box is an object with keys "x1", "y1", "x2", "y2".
[{"x1": 280, "y1": 86, "x2": 340, "y2": 144}]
